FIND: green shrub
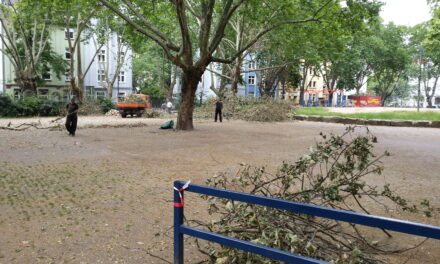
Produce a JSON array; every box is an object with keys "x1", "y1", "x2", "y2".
[
  {"x1": 39, "y1": 100, "x2": 64, "y2": 116},
  {"x1": 19, "y1": 97, "x2": 44, "y2": 116},
  {"x1": 98, "y1": 97, "x2": 115, "y2": 114},
  {"x1": 0, "y1": 95, "x2": 19, "y2": 117},
  {"x1": 0, "y1": 95, "x2": 65, "y2": 117}
]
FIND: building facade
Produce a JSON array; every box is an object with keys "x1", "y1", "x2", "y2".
[
  {"x1": 172, "y1": 58, "x2": 369, "y2": 106},
  {"x1": 173, "y1": 56, "x2": 277, "y2": 100},
  {"x1": 83, "y1": 31, "x2": 133, "y2": 100},
  {"x1": 277, "y1": 64, "x2": 368, "y2": 107},
  {"x1": 0, "y1": 26, "x2": 133, "y2": 101}
]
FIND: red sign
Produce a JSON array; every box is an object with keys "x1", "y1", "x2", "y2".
[{"x1": 350, "y1": 96, "x2": 382, "y2": 107}]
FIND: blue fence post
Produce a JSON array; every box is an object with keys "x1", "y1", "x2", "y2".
[{"x1": 174, "y1": 182, "x2": 184, "y2": 264}]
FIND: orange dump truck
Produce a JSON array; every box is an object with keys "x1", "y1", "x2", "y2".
[{"x1": 115, "y1": 94, "x2": 151, "y2": 118}]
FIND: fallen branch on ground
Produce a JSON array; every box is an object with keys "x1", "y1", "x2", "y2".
[{"x1": 196, "y1": 126, "x2": 437, "y2": 264}]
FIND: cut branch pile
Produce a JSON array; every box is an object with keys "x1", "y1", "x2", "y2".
[
  {"x1": 194, "y1": 97, "x2": 294, "y2": 122},
  {"x1": 195, "y1": 127, "x2": 437, "y2": 264}
]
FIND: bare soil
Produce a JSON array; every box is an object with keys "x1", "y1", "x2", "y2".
[{"x1": 0, "y1": 117, "x2": 439, "y2": 263}]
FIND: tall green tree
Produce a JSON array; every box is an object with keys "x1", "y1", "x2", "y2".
[
  {"x1": 368, "y1": 23, "x2": 412, "y2": 106},
  {"x1": 97, "y1": 0, "x2": 383, "y2": 130},
  {"x1": 0, "y1": 1, "x2": 65, "y2": 94},
  {"x1": 132, "y1": 40, "x2": 173, "y2": 100},
  {"x1": 336, "y1": 32, "x2": 374, "y2": 94},
  {"x1": 419, "y1": 11, "x2": 440, "y2": 107},
  {"x1": 32, "y1": 0, "x2": 104, "y2": 102}
]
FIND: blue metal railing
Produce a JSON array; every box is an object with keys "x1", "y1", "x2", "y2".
[{"x1": 173, "y1": 181, "x2": 440, "y2": 264}]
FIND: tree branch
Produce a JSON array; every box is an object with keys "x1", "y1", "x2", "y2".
[
  {"x1": 241, "y1": 63, "x2": 291, "y2": 73},
  {"x1": 232, "y1": 18, "x2": 320, "y2": 62},
  {"x1": 121, "y1": 0, "x2": 179, "y2": 51},
  {"x1": 174, "y1": 0, "x2": 193, "y2": 64},
  {"x1": 98, "y1": 0, "x2": 179, "y2": 64},
  {"x1": 206, "y1": 67, "x2": 233, "y2": 81},
  {"x1": 198, "y1": 0, "x2": 215, "y2": 59},
  {"x1": 208, "y1": 0, "x2": 248, "y2": 54}
]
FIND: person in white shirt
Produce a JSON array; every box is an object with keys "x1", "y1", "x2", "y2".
[{"x1": 166, "y1": 100, "x2": 173, "y2": 114}]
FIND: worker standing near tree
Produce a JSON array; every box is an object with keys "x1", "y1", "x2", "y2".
[
  {"x1": 166, "y1": 99, "x2": 173, "y2": 114},
  {"x1": 214, "y1": 98, "x2": 223, "y2": 122},
  {"x1": 65, "y1": 97, "x2": 79, "y2": 136}
]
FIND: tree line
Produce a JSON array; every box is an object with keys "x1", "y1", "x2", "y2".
[{"x1": 1, "y1": 0, "x2": 439, "y2": 129}]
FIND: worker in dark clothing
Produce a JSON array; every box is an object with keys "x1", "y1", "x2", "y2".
[
  {"x1": 214, "y1": 98, "x2": 223, "y2": 122},
  {"x1": 65, "y1": 97, "x2": 79, "y2": 136}
]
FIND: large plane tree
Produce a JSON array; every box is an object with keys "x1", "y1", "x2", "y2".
[{"x1": 97, "y1": 0, "x2": 378, "y2": 130}]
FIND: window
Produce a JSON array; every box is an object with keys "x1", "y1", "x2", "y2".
[
  {"x1": 98, "y1": 50, "x2": 106, "y2": 62},
  {"x1": 119, "y1": 51, "x2": 125, "y2": 61},
  {"x1": 248, "y1": 61, "x2": 256, "y2": 70},
  {"x1": 85, "y1": 86, "x2": 95, "y2": 98},
  {"x1": 38, "y1": 89, "x2": 49, "y2": 99},
  {"x1": 65, "y1": 48, "x2": 72, "y2": 60},
  {"x1": 248, "y1": 75, "x2": 255, "y2": 85},
  {"x1": 42, "y1": 66, "x2": 51, "y2": 80},
  {"x1": 312, "y1": 81, "x2": 316, "y2": 88},
  {"x1": 65, "y1": 28, "x2": 74, "y2": 40},
  {"x1": 97, "y1": 70, "x2": 105, "y2": 82},
  {"x1": 248, "y1": 91, "x2": 255, "y2": 97},
  {"x1": 65, "y1": 70, "x2": 71, "y2": 82},
  {"x1": 63, "y1": 90, "x2": 70, "y2": 101},
  {"x1": 96, "y1": 91, "x2": 105, "y2": 99},
  {"x1": 118, "y1": 71, "x2": 125, "y2": 83},
  {"x1": 13, "y1": 89, "x2": 21, "y2": 100},
  {"x1": 118, "y1": 92, "x2": 125, "y2": 101}
]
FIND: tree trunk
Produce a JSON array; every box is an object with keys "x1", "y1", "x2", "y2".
[
  {"x1": 381, "y1": 91, "x2": 388, "y2": 106},
  {"x1": 71, "y1": 79, "x2": 84, "y2": 103},
  {"x1": 168, "y1": 65, "x2": 177, "y2": 101},
  {"x1": 426, "y1": 95, "x2": 433, "y2": 107},
  {"x1": 230, "y1": 58, "x2": 242, "y2": 95},
  {"x1": 16, "y1": 72, "x2": 38, "y2": 94},
  {"x1": 300, "y1": 66, "x2": 308, "y2": 106},
  {"x1": 76, "y1": 36, "x2": 85, "y2": 103},
  {"x1": 107, "y1": 82, "x2": 113, "y2": 99},
  {"x1": 176, "y1": 69, "x2": 203, "y2": 130},
  {"x1": 218, "y1": 65, "x2": 228, "y2": 99},
  {"x1": 281, "y1": 80, "x2": 286, "y2": 100}
]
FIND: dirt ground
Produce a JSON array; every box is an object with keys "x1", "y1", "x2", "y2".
[{"x1": 0, "y1": 117, "x2": 439, "y2": 264}]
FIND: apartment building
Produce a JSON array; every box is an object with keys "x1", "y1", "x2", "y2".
[{"x1": 0, "y1": 26, "x2": 132, "y2": 101}]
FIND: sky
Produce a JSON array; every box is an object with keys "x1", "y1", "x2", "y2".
[{"x1": 380, "y1": 0, "x2": 432, "y2": 26}]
